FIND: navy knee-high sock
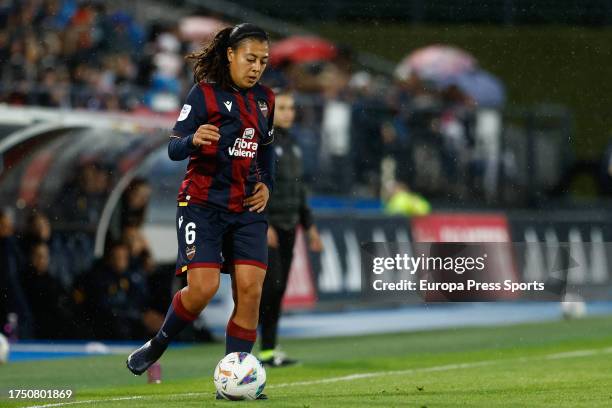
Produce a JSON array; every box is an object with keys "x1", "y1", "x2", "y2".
[
  {"x1": 225, "y1": 319, "x2": 257, "y2": 354},
  {"x1": 153, "y1": 290, "x2": 198, "y2": 346}
]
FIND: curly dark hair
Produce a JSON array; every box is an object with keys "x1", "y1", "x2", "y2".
[{"x1": 186, "y1": 23, "x2": 269, "y2": 89}]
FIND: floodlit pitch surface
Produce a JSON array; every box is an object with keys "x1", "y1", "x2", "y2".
[{"x1": 2, "y1": 315, "x2": 612, "y2": 407}]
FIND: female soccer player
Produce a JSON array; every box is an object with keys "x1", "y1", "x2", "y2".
[{"x1": 127, "y1": 23, "x2": 275, "y2": 388}]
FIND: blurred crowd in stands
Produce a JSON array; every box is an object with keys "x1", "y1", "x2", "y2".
[
  {"x1": 0, "y1": 178, "x2": 210, "y2": 341},
  {"x1": 0, "y1": 0, "x2": 508, "y2": 203},
  {"x1": 0, "y1": 1, "x2": 547, "y2": 341}
]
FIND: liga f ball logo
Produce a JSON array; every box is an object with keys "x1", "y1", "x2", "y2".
[{"x1": 242, "y1": 128, "x2": 255, "y2": 140}]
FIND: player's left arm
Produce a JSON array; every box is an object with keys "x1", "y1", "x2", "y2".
[
  {"x1": 244, "y1": 140, "x2": 275, "y2": 213},
  {"x1": 257, "y1": 92, "x2": 276, "y2": 192},
  {"x1": 245, "y1": 93, "x2": 276, "y2": 213},
  {"x1": 256, "y1": 140, "x2": 275, "y2": 193}
]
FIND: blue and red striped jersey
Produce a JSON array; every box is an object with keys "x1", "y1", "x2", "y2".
[{"x1": 171, "y1": 81, "x2": 275, "y2": 212}]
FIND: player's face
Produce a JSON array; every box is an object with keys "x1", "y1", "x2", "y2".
[
  {"x1": 227, "y1": 39, "x2": 269, "y2": 89},
  {"x1": 274, "y1": 94, "x2": 296, "y2": 129}
]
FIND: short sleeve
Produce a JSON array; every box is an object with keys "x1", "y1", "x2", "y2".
[{"x1": 172, "y1": 84, "x2": 207, "y2": 137}]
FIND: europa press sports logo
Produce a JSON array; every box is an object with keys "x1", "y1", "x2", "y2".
[{"x1": 228, "y1": 128, "x2": 258, "y2": 158}]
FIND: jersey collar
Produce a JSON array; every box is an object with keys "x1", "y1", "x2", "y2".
[{"x1": 229, "y1": 82, "x2": 252, "y2": 95}]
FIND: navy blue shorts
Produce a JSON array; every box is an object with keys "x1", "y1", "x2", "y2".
[{"x1": 175, "y1": 204, "x2": 268, "y2": 275}]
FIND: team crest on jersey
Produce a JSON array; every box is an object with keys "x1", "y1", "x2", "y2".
[
  {"x1": 186, "y1": 245, "x2": 196, "y2": 260},
  {"x1": 257, "y1": 100, "x2": 269, "y2": 117}
]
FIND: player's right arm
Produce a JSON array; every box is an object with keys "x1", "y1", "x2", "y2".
[{"x1": 168, "y1": 84, "x2": 220, "y2": 161}]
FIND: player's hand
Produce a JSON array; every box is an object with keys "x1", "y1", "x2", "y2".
[
  {"x1": 244, "y1": 182, "x2": 269, "y2": 213},
  {"x1": 267, "y1": 225, "x2": 279, "y2": 248},
  {"x1": 192, "y1": 124, "x2": 220, "y2": 147}
]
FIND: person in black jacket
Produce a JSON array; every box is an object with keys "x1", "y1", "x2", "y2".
[
  {"x1": 75, "y1": 241, "x2": 150, "y2": 340},
  {"x1": 0, "y1": 208, "x2": 32, "y2": 339},
  {"x1": 22, "y1": 242, "x2": 74, "y2": 339},
  {"x1": 258, "y1": 89, "x2": 323, "y2": 366}
]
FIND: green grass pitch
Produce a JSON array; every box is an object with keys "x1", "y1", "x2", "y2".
[{"x1": 2, "y1": 315, "x2": 612, "y2": 407}]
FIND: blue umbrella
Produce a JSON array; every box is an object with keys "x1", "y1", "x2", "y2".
[{"x1": 440, "y1": 69, "x2": 506, "y2": 108}]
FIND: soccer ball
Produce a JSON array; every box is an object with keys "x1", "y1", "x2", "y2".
[
  {"x1": 561, "y1": 293, "x2": 587, "y2": 320},
  {"x1": 0, "y1": 333, "x2": 9, "y2": 364},
  {"x1": 213, "y1": 352, "x2": 266, "y2": 400}
]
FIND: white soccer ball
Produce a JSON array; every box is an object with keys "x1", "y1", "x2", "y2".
[
  {"x1": 0, "y1": 333, "x2": 9, "y2": 364},
  {"x1": 561, "y1": 293, "x2": 587, "y2": 320},
  {"x1": 213, "y1": 352, "x2": 266, "y2": 400}
]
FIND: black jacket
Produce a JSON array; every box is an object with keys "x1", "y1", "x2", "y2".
[{"x1": 267, "y1": 127, "x2": 313, "y2": 231}]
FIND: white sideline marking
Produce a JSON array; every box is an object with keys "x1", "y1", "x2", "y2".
[
  {"x1": 11, "y1": 344, "x2": 134, "y2": 354},
  {"x1": 23, "y1": 347, "x2": 612, "y2": 408},
  {"x1": 24, "y1": 396, "x2": 143, "y2": 407},
  {"x1": 271, "y1": 360, "x2": 497, "y2": 389}
]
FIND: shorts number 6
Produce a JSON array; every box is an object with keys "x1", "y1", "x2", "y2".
[{"x1": 185, "y1": 222, "x2": 196, "y2": 244}]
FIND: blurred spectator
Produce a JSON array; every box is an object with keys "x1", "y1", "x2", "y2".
[
  {"x1": 435, "y1": 85, "x2": 477, "y2": 193},
  {"x1": 73, "y1": 242, "x2": 159, "y2": 340},
  {"x1": 383, "y1": 182, "x2": 431, "y2": 216},
  {"x1": 38, "y1": 66, "x2": 71, "y2": 107},
  {"x1": 107, "y1": 11, "x2": 144, "y2": 54},
  {"x1": 349, "y1": 71, "x2": 395, "y2": 194},
  {"x1": 60, "y1": 161, "x2": 110, "y2": 224},
  {"x1": 18, "y1": 209, "x2": 65, "y2": 281},
  {"x1": 121, "y1": 225, "x2": 155, "y2": 274},
  {"x1": 22, "y1": 242, "x2": 74, "y2": 339},
  {"x1": 144, "y1": 32, "x2": 182, "y2": 112},
  {"x1": 0, "y1": 208, "x2": 32, "y2": 338},
  {"x1": 122, "y1": 178, "x2": 152, "y2": 228},
  {"x1": 20, "y1": 210, "x2": 52, "y2": 250},
  {"x1": 108, "y1": 177, "x2": 152, "y2": 247},
  {"x1": 318, "y1": 63, "x2": 353, "y2": 193}
]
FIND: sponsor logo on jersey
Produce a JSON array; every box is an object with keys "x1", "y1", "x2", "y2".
[
  {"x1": 177, "y1": 104, "x2": 191, "y2": 121},
  {"x1": 224, "y1": 101, "x2": 232, "y2": 112},
  {"x1": 257, "y1": 100, "x2": 268, "y2": 117},
  {"x1": 228, "y1": 137, "x2": 258, "y2": 158},
  {"x1": 228, "y1": 128, "x2": 258, "y2": 158},
  {"x1": 186, "y1": 245, "x2": 196, "y2": 260}
]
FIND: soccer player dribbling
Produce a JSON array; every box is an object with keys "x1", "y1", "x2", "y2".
[{"x1": 127, "y1": 23, "x2": 275, "y2": 399}]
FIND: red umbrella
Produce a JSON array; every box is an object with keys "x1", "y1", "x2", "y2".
[
  {"x1": 270, "y1": 36, "x2": 337, "y2": 66},
  {"x1": 395, "y1": 45, "x2": 477, "y2": 82},
  {"x1": 179, "y1": 16, "x2": 229, "y2": 43}
]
